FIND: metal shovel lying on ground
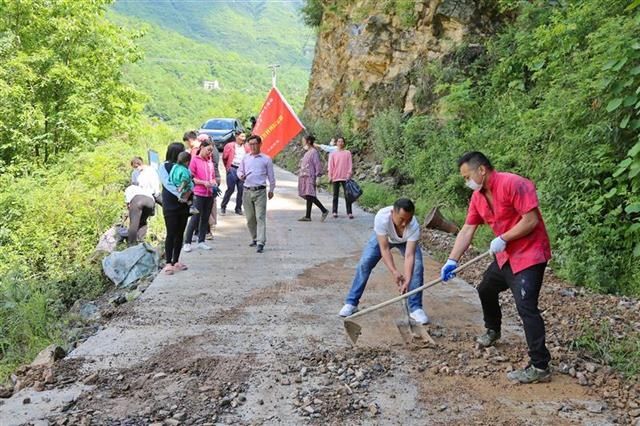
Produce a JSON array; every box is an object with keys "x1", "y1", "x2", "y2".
[{"x1": 344, "y1": 251, "x2": 491, "y2": 345}]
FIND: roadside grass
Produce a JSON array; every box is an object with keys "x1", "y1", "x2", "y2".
[
  {"x1": 357, "y1": 182, "x2": 399, "y2": 212},
  {"x1": 572, "y1": 321, "x2": 640, "y2": 379},
  {"x1": 0, "y1": 120, "x2": 173, "y2": 382}
]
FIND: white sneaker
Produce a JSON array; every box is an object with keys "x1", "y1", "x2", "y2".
[
  {"x1": 197, "y1": 242, "x2": 212, "y2": 250},
  {"x1": 338, "y1": 304, "x2": 358, "y2": 317},
  {"x1": 409, "y1": 308, "x2": 430, "y2": 325},
  {"x1": 183, "y1": 243, "x2": 192, "y2": 253}
]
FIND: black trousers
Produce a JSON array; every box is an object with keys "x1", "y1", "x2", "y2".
[
  {"x1": 164, "y1": 211, "x2": 189, "y2": 264},
  {"x1": 185, "y1": 195, "x2": 214, "y2": 243},
  {"x1": 477, "y1": 260, "x2": 551, "y2": 369},
  {"x1": 332, "y1": 181, "x2": 353, "y2": 215},
  {"x1": 127, "y1": 195, "x2": 155, "y2": 246},
  {"x1": 304, "y1": 195, "x2": 327, "y2": 218}
]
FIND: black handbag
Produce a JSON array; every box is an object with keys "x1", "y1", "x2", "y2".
[{"x1": 345, "y1": 179, "x2": 363, "y2": 202}]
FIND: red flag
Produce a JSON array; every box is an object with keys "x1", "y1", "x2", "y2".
[{"x1": 253, "y1": 87, "x2": 304, "y2": 158}]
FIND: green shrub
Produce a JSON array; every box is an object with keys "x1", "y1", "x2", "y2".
[
  {"x1": 358, "y1": 182, "x2": 399, "y2": 211},
  {"x1": 301, "y1": 0, "x2": 324, "y2": 27},
  {"x1": 370, "y1": 109, "x2": 403, "y2": 168},
  {"x1": 0, "y1": 119, "x2": 173, "y2": 378},
  {"x1": 363, "y1": 0, "x2": 640, "y2": 295},
  {"x1": 573, "y1": 321, "x2": 640, "y2": 378},
  {"x1": 0, "y1": 278, "x2": 62, "y2": 379},
  {"x1": 300, "y1": 115, "x2": 338, "y2": 145}
]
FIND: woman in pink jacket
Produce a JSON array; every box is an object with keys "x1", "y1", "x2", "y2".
[
  {"x1": 184, "y1": 140, "x2": 219, "y2": 252},
  {"x1": 328, "y1": 136, "x2": 354, "y2": 218}
]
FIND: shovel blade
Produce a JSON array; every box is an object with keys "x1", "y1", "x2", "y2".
[
  {"x1": 395, "y1": 319, "x2": 414, "y2": 345},
  {"x1": 344, "y1": 319, "x2": 362, "y2": 345}
]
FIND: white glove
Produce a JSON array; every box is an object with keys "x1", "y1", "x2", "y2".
[{"x1": 490, "y1": 236, "x2": 507, "y2": 255}]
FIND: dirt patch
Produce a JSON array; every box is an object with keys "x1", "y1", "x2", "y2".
[
  {"x1": 420, "y1": 228, "x2": 640, "y2": 424},
  {"x1": 48, "y1": 339, "x2": 256, "y2": 425},
  {"x1": 269, "y1": 348, "x2": 395, "y2": 423}
]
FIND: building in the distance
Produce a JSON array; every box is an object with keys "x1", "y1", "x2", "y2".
[{"x1": 203, "y1": 80, "x2": 220, "y2": 91}]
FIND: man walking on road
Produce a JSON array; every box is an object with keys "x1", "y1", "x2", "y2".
[
  {"x1": 339, "y1": 198, "x2": 429, "y2": 324},
  {"x1": 238, "y1": 135, "x2": 275, "y2": 253},
  {"x1": 221, "y1": 131, "x2": 250, "y2": 215},
  {"x1": 440, "y1": 151, "x2": 552, "y2": 384}
]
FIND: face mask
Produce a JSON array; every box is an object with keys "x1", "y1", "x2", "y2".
[
  {"x1": 466, "y1": 172, "x2": 486, "y2": 191},
  {"x1": 465, "y1": 179, "x2": 481, "y2": 191}
]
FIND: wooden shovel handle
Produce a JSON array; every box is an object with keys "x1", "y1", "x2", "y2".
[{"x1": 347, "y1": 251, "x2": 491, "y2": 321}]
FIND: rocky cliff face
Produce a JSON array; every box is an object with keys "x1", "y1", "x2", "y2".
[{"x1": 303, "y1": 0, "x2": 497, "y2": 129}]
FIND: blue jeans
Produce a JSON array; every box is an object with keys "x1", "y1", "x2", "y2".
[
  {"x1": 345, "y1": 233, "x2": 424, "y2": 311},
  {"x1": 221, "y1": 167, "x2": 243, "y2": 212}
]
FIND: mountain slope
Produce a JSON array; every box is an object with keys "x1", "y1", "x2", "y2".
[
  {"x1": 113, "y1": 0, "x2": 311, "y2": 66},
  {"x1": 109, "y1": 0, "x2": 313, "y2": 127}
]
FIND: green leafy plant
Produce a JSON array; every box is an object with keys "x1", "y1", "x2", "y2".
[
  {"x1": 358, "y1": 0, "x2": 640, "y2": 295},
  {"x1": 598, "y1": 14, "x2": 640, "y2": 257},
  {"x1": 573, "y1": 320, "x2": 640, "y2": 378},
  {"x1": 0, "y1": 0, "x2": 143, "y2": 167},
  {"x1": 301, "y1": 0, "x2": 324, "y2": 27},
  {"x1": 0, "y1": 119, "x2": 173, "y2": 379}
]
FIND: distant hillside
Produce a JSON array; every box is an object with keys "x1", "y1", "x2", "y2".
[
  {"x1": 113, "y1": 0, "x2": 312, "y2": 66},
  {"x1": 109, "y1": 0, "x2": 313, "y2": 128}
]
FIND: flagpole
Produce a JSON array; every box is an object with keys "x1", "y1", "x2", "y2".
[{"x1": 268, "y1": 64, "x2": 280, "y2": 88}]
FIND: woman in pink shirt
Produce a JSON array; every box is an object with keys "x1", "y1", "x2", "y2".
[
  {"x1": 184, "y1": 140, "x2": 218, "y2": 252},
  {"x1": 328, "y1": 136, "x2": 354, "y2": 218}
]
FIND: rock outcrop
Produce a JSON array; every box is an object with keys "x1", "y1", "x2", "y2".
[{"x1": 303, "y1": 0, "x2": 497, "y2": 129}]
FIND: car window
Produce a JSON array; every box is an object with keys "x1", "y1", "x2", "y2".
[{"x1": 203, "y1": 119, "x2": 233, "y2": 130}]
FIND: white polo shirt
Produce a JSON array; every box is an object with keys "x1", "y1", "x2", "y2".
[{"x1": 374, "y1": 206, "x2": 420, "y2": 244}]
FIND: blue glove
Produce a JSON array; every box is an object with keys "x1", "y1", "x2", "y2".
[
  {"x1": 441, "y1": 259, "x2": 458, "y2": 282},
  {"x1": 490, "y1": 236, "x2": 507, "y2": 255}
]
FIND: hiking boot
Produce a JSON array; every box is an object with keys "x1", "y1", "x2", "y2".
[
  {"x1": 321, "y1": 211, "x2": 329, "y2": 222},
  {"x1": 476, "y1": 329, "x2": 501, "y2": 348},
  {"x1": 507, "y1": 365, "x2": 551, "y2": 384},
  {"x1": 338, "y1": 304, "x2": 358, "y2": 317},
  {"x1": 409, "y1": 308, "x2": 430, "y2": 325}
]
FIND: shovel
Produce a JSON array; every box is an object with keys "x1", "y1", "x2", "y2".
[
  {"x1": 395, "y1": 298, "x2": 436, "y2": 347},
  {"x1": 344, "y1": 251, "x2": 491, "y2": 345}
]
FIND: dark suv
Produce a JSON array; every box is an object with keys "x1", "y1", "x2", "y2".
[{"x1": 198, "y1": 118, "x2": 244, "y2": 151}]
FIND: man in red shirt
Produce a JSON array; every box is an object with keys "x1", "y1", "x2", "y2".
[{"x1": 441, "y1": 152, "x2": 552, "y2": 384}]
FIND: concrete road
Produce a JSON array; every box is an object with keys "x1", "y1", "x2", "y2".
[{"x1": 4, "y1": 166, "x2": 607, "y2": 425}]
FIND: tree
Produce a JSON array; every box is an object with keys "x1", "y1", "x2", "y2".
[
  {"x1": 301, "y1": 0, "x2": 324, "y2": 27},
  {"x1": 0, "y1": 0, "x2": 143, "y2": 168}
]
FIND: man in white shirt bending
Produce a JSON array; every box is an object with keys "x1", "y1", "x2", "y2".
[{"x1": 338, "y1": 198, "x2": 429, "y2": 324}]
